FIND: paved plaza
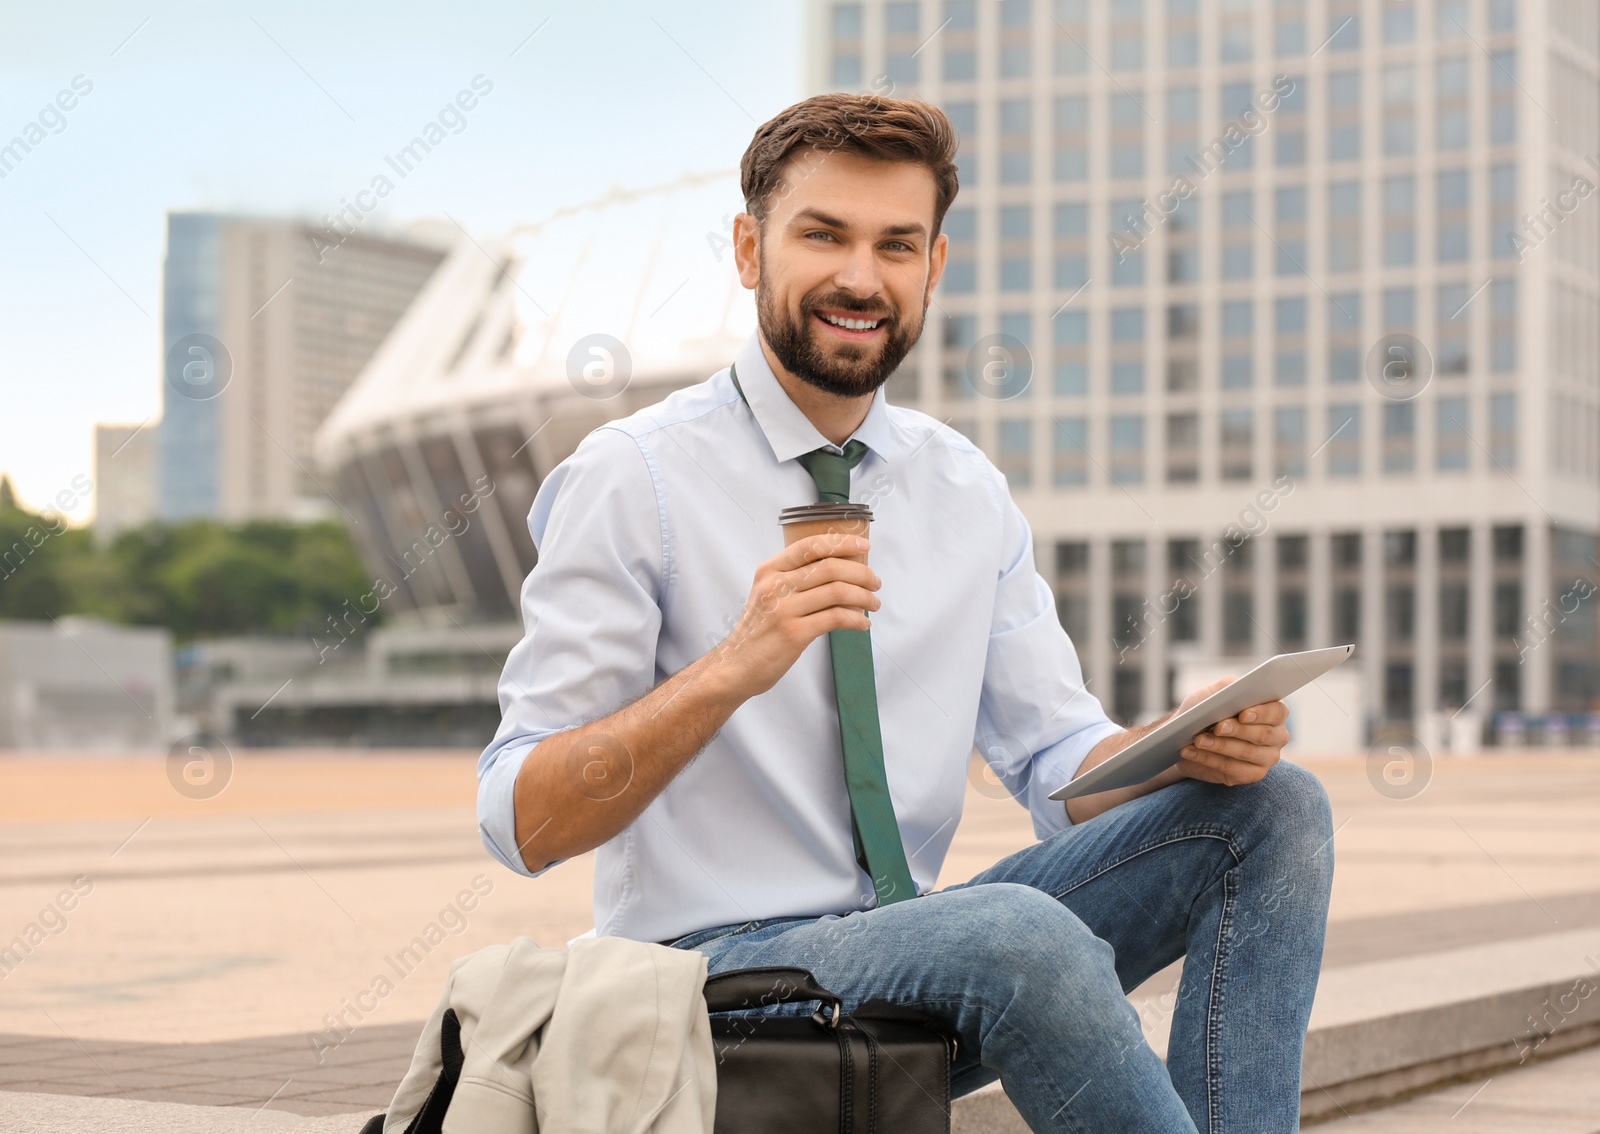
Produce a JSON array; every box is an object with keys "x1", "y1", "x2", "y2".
[{"x1": 2, "y1": 749, "x2": 1598, "y2": 1129}]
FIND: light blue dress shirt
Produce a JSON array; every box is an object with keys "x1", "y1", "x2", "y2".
[{"x1": 477, "y1": 330, "x2": 1124, "y2": 943}]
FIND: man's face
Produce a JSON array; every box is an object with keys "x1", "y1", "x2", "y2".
[{"x1": 735, "y1": 149, "x2": 948, "y2": 399}]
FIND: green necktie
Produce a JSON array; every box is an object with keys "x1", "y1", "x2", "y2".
[{"x1": 730, "y1": 362, "x2": 916, "y2": 907}]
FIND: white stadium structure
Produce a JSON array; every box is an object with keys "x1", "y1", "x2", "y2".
[{"x1": 314, "y1": 171, "x2": 756, "y2": 625}]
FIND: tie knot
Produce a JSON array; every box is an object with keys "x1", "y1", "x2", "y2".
[{"x1": 797, "y1": 441, "x2": 868, "y2": 502}]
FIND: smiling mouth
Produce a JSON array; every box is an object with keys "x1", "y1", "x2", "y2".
[{"x1": 813, "y1": 309, "x2": 887, "y2": 338}]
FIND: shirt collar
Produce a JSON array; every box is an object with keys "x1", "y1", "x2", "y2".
[{"x1": 731, "y1": 330, "x2": 898, "y2": 464}]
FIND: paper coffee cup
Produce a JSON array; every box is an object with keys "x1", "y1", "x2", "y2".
[{"x1": 779, "y1": 502, "x2": 873, "y2": 564}]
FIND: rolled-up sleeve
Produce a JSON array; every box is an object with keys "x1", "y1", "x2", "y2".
[
  {"x1": 476, "y1": 425, "x2": 666, "y2": 877},
  {"x1": 972, "y1": 460, "x2": 1123, "y2": 841}
]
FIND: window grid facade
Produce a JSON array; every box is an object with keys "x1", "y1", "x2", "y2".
[{"x1": 812, "y1": 0, "x2": 1599, "y2": 735}]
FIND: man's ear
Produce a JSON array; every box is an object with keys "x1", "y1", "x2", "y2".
[
  {"x1": 924, "y1": 231, "x2": 949, "y2": 305},
  {"x1": 733, "y1": 212, "x2": 762, "y2": 290}
]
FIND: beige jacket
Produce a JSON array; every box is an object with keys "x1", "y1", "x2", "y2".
[{"x1": 383, "y1": 935, "x2": 717, "y2": 1134}]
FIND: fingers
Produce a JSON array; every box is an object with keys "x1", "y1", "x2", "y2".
[
  {"x1": 1237, "y1": 700, "x2": 1289, "y2": 727},
  {"x1": 1175, "y1": 704, "x2": 1289, "y2": 787},
  {"x1": 1185, "y1": 726, "x2": 1286, "y2": 764},
  {"x1": 1206, "y1": 715, "x2": 1285, "y2": 748},
  {"x1": 1176, "y1": 752, "x2": 1270, "y2": 787},
  {"x1": 789, "y1": 579, "x2": 881, "y2": 618},
  {"x1": 1175, "y1": 754, "x2": 1234, "y2": 785}
]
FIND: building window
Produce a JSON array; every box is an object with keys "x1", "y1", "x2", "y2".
[
  {"x1": 1329, "y1": 292, "x2": 1361, "y2": 384},
  {"x1": 1276, "y1": 17, "x2": 1306, "y2": 56},
  {"x1": 1222, "y1": 244, "x2": 1253, "y2": 279},
  {"x1": 1166, "y1": 412, "x2": 1199, "y2": 484},
  {"x1": 1383, "y1": 174, "x2": 1416, "y2": 265},
  {"x1": 1112, "y1": 250, "x2": 1144, "y2": 286},
  {"x1": 1169, "y1": 30, "x2": 1198, "y2": 67},
  {"x1": 1111, "y1": 307, "x2": 1144, "y2": 340},
  {"x1": 1220, "y1": 23, "x2": 1253, "y2": 63},
  {"x1": 1168, "y1": 303, "x2": 1199, "y2": 339},
  {"x1": 1052, "y1": 416, "x2": 1088, "y2": 486},
  {"x1": 1221, "y1": 300, "x2": 1252, "y2": 336},
  {"x1": 1220, "y1": 408, "x2": 1253, "y2": 481},
  {"x1": 1000, "y1": 0, "x2": 1031, "y2": 26},
  {"x1": 1110, "y1": 414, "x2": 1145, "y2": 485},
  {"x1": 1383, "y1": 401, "x2": 1415, "y2": 473},
  {"x1": 1329, "y1": 69, "x2": 1360, "y2": 103},
  {"x1": 1275, "y1": 406, "x2": 1307, "y2": 478},
  {"x1": 998, "y1": 419, "x2": 1033, "y2": 488},
  {"x1": 1001, "y1": 258, "x2": 1031, "y2": 290},
  {"x1": 1436, "y1": 282, "x2": 1470, "y2": 373},
  {"x1": 1491, "y1": 279, "x2": 1517, "y2": 370},
  {"x1": 1384, "y1": 1, "x2": 1415, "y2": 42},
  {"x1": 1384, "y1": 286, "x2": 1416, "y2": 330},
  {"x1": 998, "y1": 203, "x2": 1036, "y2": 238},
  {"x1": 886, "y1": 1, "x2": 919, "y2": 32},
  {"x1": 944, "y1": 47, "x2": 977, "y2": 81},
  {"x1": 1224, "y1": 589, "x2": 1254, "y2": 651},
  {"x1": 1441, "y1": 582, "x2": 1469, "y2": 639},
  {"x1": 1327, "y1": 11, "x2": 1361, "y2": 51},
  {"x1": 1054, "y1": 309, "x2": 1088, "y2": 395},
  {"x1": 1055, "y1": 538, "x2": 1089, "y2": 642},
  {"x1": 1327, "y1": 403, "x2": 1361, "y2": 476},
  {"x1": 1436, "y1": 395, "x2": 1469, "y2": 470},
  {"x1": 1054, "y1": 201, "x2": 1087, "y2": 236},
  {"x1": 1111, "y1": 361, "x2": 1145, "y2": 394},
  {"x1": 1490, "y1": 391, "x2": 1516, "y2": 468}
]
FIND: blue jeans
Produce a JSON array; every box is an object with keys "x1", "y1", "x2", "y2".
[{"x1": 664, "y1": 761, "x2": 1334, "y2": 1133}]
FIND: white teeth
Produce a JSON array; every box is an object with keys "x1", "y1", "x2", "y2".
[{"x1": 821, "y1": 312, "x2": 880, "y2": 331}]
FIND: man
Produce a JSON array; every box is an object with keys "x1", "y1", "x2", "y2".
[{"x1": 478, "y1": 93, "x2": 1333, "y2": 1132}]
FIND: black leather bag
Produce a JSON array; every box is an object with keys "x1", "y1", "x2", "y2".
[
  {"x1": 355, "y1": 966, "x2": 958, "y2": 1134},
  {"x1": 704, "y1": 966, "x2": 958, "y2": 1133}
]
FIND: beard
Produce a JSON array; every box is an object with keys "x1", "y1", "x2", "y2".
[{"x1": 756, "y1": 267, "x2": 926, "y2": 399}]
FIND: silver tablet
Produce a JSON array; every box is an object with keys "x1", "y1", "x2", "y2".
[{"x1": 1048, "y1": 644, "x2": 1357, "y2": 801}]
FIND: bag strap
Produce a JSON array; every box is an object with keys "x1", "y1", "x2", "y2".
[
  {"x1": 702, "y1": 966, "x2": 844, "y2": 1028},
  {"x1": 836, "y1": 1019, "x2": 880, "y2": 1134},
  {"x1": 356, "y1": 1008, "x2": 466, "y2": 1134},
  {"x1": 400, "y1": 1008, "x2": 466, "y2": 1134}
]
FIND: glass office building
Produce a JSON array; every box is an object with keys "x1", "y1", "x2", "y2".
[
  {"x1": 157, "y1": 213, "x2": 447, "y2": 522},
  {"x1": 806, "y1": 0, "x2": 1600, "y2": 742}
]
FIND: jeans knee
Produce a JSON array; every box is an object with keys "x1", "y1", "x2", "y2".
[
  {"x1": 1239, "y1": 761, "x2": 1336, "y2": 903},
  {"x1": 1264, "y1": 760, "x2": 1334, "y2": 845},
  {"x1": 946, "y1": 883, "x2": 1115, "y2": 992}
]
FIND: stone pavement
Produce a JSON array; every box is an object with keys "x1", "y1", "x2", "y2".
[{"x1": 2, "y1": 749, "x2": 1598, "y2": 1128}]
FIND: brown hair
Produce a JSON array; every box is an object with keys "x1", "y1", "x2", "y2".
[{"x1": 740, "y1": 92, "x2": 961, "y2": 244}]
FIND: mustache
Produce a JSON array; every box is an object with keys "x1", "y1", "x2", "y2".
[{"x1": 807, "y1": 299, "x2": 893, "y2": 321}]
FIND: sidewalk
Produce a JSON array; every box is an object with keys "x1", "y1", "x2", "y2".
[{"x1": 2, "y1": 749, "x2": 1598, "y2": 1127}]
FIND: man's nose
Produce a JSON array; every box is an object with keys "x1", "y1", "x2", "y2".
[{"x1": 832, "y1": 240, "x2": 885, "y2": 296}]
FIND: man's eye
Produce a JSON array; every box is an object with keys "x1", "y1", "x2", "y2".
[{"x1": 806, "y1": 231, "x2": 836, "y2": 242}]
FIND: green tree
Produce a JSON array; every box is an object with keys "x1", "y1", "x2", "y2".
[{"x1": 0, "y1": 479, "x2": 380, "y2": 643}]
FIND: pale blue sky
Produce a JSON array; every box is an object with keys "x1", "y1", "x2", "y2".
[{"x1": 0, "y1": 0, "x2": 804, "y2": 520}]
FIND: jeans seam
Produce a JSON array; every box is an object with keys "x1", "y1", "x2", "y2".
[
  {"x1": 1043, "y1": 829, "x2": 1243, "y2": 902},
  {"x1": 1205, "y1": 868, "x2": 1236, "y2": 1134}
]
